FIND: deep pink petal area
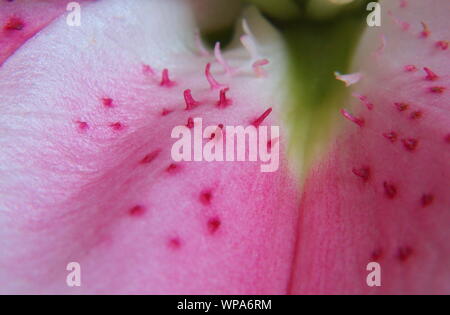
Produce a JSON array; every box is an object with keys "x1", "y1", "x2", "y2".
[
  {"x1": 290, "y1": 0, "x2": 450, "y2": 294},
  {"x1": 0, "y1": 0, "x2": 299, "y2": 294}
]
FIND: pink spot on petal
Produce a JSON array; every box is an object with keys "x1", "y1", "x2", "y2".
[
  {"x1": 410, "y1": 111, "x2": 423, "y2": 120},
  {"x1": 161, "y1": 108, "x2": 173, "y2": 116},
  {"x1": 207, "y1": 217, "x2": 221, "y2": 235},
  {"x1": 253, "y1": 59, "x2": 270, "y2": 77},
  {"x1": 383, "y1": 131, "x2": 398, "y2": 143},
  {"x1": 214, "y1": 42, "x2": 236, "y2": 74},
  {"x1": 353, "y1": 93, "x2": 368, "y2": 102},
  {"x1": 398, "y1": 21, "x2": 410, "y2": 31},
  {"x1": 140, "y1": 150, "x2": 161, "y2": 164},
  {"x1": 404, "y1": 65, "x2": 418, "y2": 72},
  {"x1": 252, "y1": 108, "x2": 273, "y2": 128},
  {"x1": 216, "y1": 88, "x2": 232, "y2": 108},
  {"x1": 166, "y1": 163, "x2": 179, "y2": 173},
  {"x1": 402, "y1": 138, "x2": 419, "y2": 152},
  {"x1": 129, "y1": 205, "x2": 146, "y2": 217},
  {"x1": 184, "y1": 89, "x2": 199, "y2": 110},
  {"x1": 353, "y1": 94, "x2": 373, "y2": 110},
  {"x1": 383, "y1": 182, "x2": 398, "y2": 199},
  {"x1": 365, "y1": 103, "x2": 374, "y2": 111},
  {"x1": 436, "y1": 41, "x2": 449, "y2": 50},
  {"x1": 430, "y1": 86, "x2": 445, "y2": 94},
  {"x1": 388, "y1": 11, "x2": 410, "y2": 31},
  {"x1": 421, "y1": 194, "x2": 434, "y2": 208},
  {"x1": 205, "y1": 63, "x2": 226, "y2": 90},
  {"x1": 371, "y1": 248, "x2": 384, "y2": 262},
  {"x1": 209, "y1": 126, "x2": 223, "y2": 141},
  {"x1": 397, "y1": 246, "x2": 413, "y2": 262},
  {"x1": 142, "y1": 64, "x2": 155, "y2": 75},
  {"x1": 160, "y1": 69, "x2": 175, "y2": 87},
  {"x1": 394, "y1": 102, "x2": 409, "y2": 112},
  {"x1": 186, "y1": 117, "x2": 194, "y2": 129},
  {"x1": 109, "y1": 122, "x2": 124, "y2": 131},
  {"x1": 423, "y1": 67, "x2": 439, "y2": 81},
  {"x1": 102, "y1": 97, "x2": 114, "y2": 108},
  {"x1": 340, "y1": 109, "x2": 365, "y2": 127},
  {"x1": 267, "y1": 138, "x2": 279, "y2": 152},
  {"x1": 168, "y1": 237, "x2": 182, "y2": 249},
  {"x1": 200, "y1": 190, "x2": 213, "y2": 205},
  {"x1": 420, "y1": 22, "x2": 430, "y2": 38},
  {"x1": 352, "y1": 167, "x2": 371, "y2": 182},
  {"x1": 75, "y1": 121, "x2": 89, "y2": 132},
  {"x1": 3, "y1": 16, "x2": 24, "y2": 31}
]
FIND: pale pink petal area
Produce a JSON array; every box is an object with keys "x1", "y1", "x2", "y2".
[
  {"x1": 0, "y1": 0, "x2": 93, "y2": 66},
  {"x1": 290, "y1": 0, "x2": 450, "y2": 294},
  {"x1": 0, "y1": 0, "x2": 300, "y2": 294}
]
